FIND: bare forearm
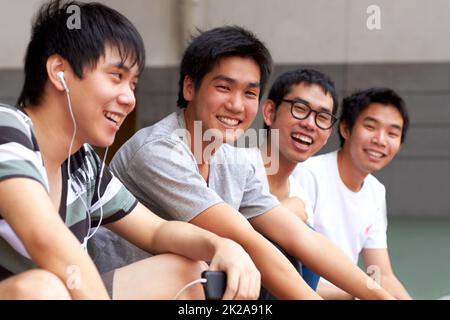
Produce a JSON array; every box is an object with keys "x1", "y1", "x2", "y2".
[
  {"x1": 240, "y1": 232, "x2": 321, "y2": 300},
  {"x1": 0, "y1": 179, "x2": 109, "y2": 299},
  {"x1": 381, "y1": 274, "x2": 412, "y2": 299},
  {"x1": 149, "y1": 220, "x2": 218, "y2": 261},
  {"x1": 317, "y1": 281, "x2": 354, "y2": 300},
  {"x1": 294, "y1": 230, "x2": 393, "y2": 300}
]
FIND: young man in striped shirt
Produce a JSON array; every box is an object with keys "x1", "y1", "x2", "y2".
[{"x1": 0, "y1": 0, "x2": 260, "y2": 300}]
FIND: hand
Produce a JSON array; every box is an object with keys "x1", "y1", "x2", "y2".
[
  {"x1": 208, "y1": 238, "x2": 260, "y2": 300},
  {"x1": 281, "y1": 197, "x2": 308, "y2": 223}
]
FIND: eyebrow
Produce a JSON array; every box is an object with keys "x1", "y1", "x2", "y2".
[
  {"x1": 212, "y1": 75, "x2": 260, "y2": 88},
  {"x1": 364, "y1": 116, "x2": 402, "y2": 130},
  {"x1": 291, "y1": 97, "x2": 332, "y2": 113}
]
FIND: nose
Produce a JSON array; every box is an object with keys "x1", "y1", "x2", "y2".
[
  {"x1": 372, "y1": 130, "x2": 387, "y2": 146},
  {"x1": 225, "y1": 92, "x2": 245, "y2": 113},
  {"x1": 299, "y1": 111, "x2": 316, "y2": 131},
  {"x1": 117, "y1": 86, "x2": 136, "y2": 113}
]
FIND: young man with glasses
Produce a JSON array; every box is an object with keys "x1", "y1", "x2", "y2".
[
  {"x1": 293, "y1": 87, "x2": 412, "y2": 299},
  {"x1": 254, "y1": 68, "x2": 338, "y2": 221},
  {"x1": 246, "y1": 68, "x2": 338, "y2": 293},
  {"x1": 111, "y1": 27, "x2": 394, "y2": 299}
]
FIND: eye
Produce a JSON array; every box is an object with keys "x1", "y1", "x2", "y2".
[
  {"x1": 364, "y1": 124, "x2": 375, "y2": 130},
  {"x1": 317, "y1": 114, "x2": 330, "y2": 121},
  {"x1": 216, "y1": 85, "x2": 230, "y2": 92},
  {"x1": 389, "y1": 132, "x2": 400, "y2": 138},
  {"x1": 245, "y1": 91, "x2": 258, "y2": 98},
  {"x1": 110, "y1": 72, "x2": 122, "y2": 81},
  {"x1": 293, "y1": 104, "x2": 309, "y2": 114}
]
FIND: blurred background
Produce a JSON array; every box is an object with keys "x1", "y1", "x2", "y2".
[{"x1": 1, "y1": 0, "x2": 449, "y2": 299}]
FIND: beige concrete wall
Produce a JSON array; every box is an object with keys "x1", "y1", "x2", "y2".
[
  {"x1": 0, "y1": 0, "x2": 41, "y2": 68},
  {"x1": 199, "y1": 0, "x2": 450, "y2": 64},
  {"x1": 0, "y1": 0, "x2": 181, "y2": 68},
  {"x1": 1, "y1": 0, "x2": 450, "y2": 68}
]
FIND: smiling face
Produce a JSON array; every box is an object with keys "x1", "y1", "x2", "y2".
[
  {"x1": 66, "y1": 46, "x2": 139, "y2": 147},
  {"x1": 340, "y1": 103, "x2": 403, "y2": 175},
  {"x1": 264, "y1": 83, "x2": 334, "y2": 165},
  {"x1": 183, "y1": 56, "x2": 261, "y2": 144}
]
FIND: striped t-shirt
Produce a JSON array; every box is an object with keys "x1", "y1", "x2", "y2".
[{"x1": 0, "y1": 104, "x2": 138, "y2": 280}]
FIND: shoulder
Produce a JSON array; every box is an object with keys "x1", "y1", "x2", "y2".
[
  {"x1": 303, "y1": 150, "x2": 336, "y2": 170},
  {"x1": 294, "y1": 151, "x2": 337, "y2": 180},
  {"x1": 365, "y1": 174, "x2": 386, "y2": 195},
  {"x1": 133, "y1": 112, "x2": 184, "y2": 146},
  {"x1": 0, "y1": 104, "x2": 37, "y2": 150},
  {"x1": 113, "y1": 113, "x2": 191, "y2": 164}
]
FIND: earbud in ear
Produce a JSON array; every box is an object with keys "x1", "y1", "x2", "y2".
[{"x1": 56, "y1": 71, "x2": 69, "y2": 93}]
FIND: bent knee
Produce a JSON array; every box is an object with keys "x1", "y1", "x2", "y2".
[
  {"x1": 162, "y1": 254, "x2": 207, "y2": 299},
  {"x1": 11, "y1": 269, "x2": 71, "y2": 300}
]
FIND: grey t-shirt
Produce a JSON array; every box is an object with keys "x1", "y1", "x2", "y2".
[{"x1": 111, "y1": 112, "x2": 279, "y2": 222}]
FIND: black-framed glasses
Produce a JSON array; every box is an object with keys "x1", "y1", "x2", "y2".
[{"x1": 282, "y1": 99, "x2": 337, "y2": 130}]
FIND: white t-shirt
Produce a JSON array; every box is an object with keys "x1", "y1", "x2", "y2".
[
  {"x1": 245, "y1": 147, "x2": 314, "y2": 225},
  {"x1": 292, "y1": 150, "x2": 387, "y2": 263}
]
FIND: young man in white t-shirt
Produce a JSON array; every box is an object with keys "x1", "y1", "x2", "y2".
[{"x1": 293, "y1": 88, "x2": 412, "y2": 299}]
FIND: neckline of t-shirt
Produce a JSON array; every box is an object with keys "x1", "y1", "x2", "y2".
[
  {"x1": 332, "y1": 151, "x2": 367, "y2": 199},
  {"x1": 177, "y1": 111, "x2": 213, "y2": 186}
]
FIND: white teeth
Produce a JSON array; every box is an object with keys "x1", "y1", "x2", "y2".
[
  {"x1": 104, "y1": 111, "x2": 121, "y2": 124},
  {"x1": 366, "y1": 150, "x2": 384, "y2": 158},
  {"x1": 292, "y1": 133, "x2": 312, "y2": 144},
  {"x1": 217, "y1": 116, "x2": 239, "y2": 126}
]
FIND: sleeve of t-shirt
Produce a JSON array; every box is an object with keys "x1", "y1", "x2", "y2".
[
  {"x1": 85, "y1": 145, "x2": 138, "y2": 225},
  {"x1": 239, "y1": 159, "x2": 279, "y2": 219},
  {"x1": 364, "y1": 184, "x2": 388, "y2": 249},
  {"x1": 0, "y1": 109, "x2": 47, "y2": 189},
  {"x1": 124, "y1": 136, "x2": 224, "y2": 222}
]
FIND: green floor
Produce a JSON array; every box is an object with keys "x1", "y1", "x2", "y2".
[{"x1": 378, "y1": 219, "x2": 450, "y2": 300}]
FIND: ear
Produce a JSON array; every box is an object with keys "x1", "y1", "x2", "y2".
[
  {"x1": 262, "y1": 100, "x2": 276, "y2": 127},
  {"x1": 46, "y1": 54, "x2": 68, "y2": 92},
  {"x1": 182, "y1": 75, "x2": 195, "y2": 102},
  {"x1": 339, "y1": 120, "x2": 350, "y2": 141}
]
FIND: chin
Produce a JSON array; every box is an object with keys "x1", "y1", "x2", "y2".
[{"x1": 90, "y1": 136, "x2": 116, "y2": 149}]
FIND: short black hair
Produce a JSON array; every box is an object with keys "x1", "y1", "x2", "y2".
[
  {"x1": 264, "y1": 68, "x2": 338, "y2": 130},
  {"x1": 17, "y1": 0, "x2": 145, "y2": 107},
  {"x1": 177, "y1": 25, "x2": 272, "y2": 108},
  {"x1": 339, "y1": 87, "x2": 409, "y2": 146}
]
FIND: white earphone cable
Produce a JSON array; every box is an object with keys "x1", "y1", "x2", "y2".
[
  {"x1": 173, "y1": 278, "x2": 207, "y2": 300},
  {"x1": 63, "y1": 84, "x2": 107, "y2": 251}
]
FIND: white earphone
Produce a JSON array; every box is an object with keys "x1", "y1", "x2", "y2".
[
  {"x1": 57, "y1": 69, "x2": 106, "y2": 251},
  {"x1": 57, "y1": 71, "x2": 69, "y2": 93}
]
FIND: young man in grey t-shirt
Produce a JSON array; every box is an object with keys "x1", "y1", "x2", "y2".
[{"x1": 111, "y1": 26, "x2": 394, "y2": 300}]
